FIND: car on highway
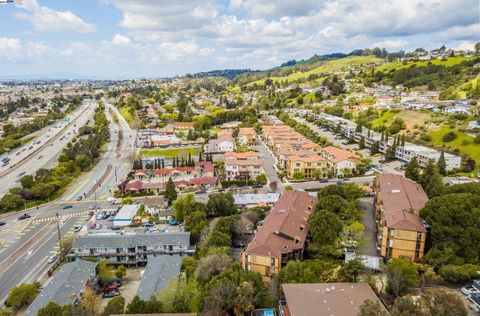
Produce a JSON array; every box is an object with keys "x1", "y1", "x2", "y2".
[
  {"x1": 318, "y1": 179, "x2": 329, "y2": 183},
  {"x1": 15, "y1": 152, "x2": 21, "y2": 156},
  {"x1": 0, "y1": 220, "x2": 6, "y2": 226},
  {"x1": 60, "y1": 218, "x2": 67, "y2": 223},
  {"x1": 28, "y1": 146, "x2": 33, "y2": 150},
  {"x1": 76, "y1": 196, "x2": 82, "y2": 201},
  {"x1": 18, "y1": 213, "x2": 31, "y2": 220},
  {"x1": 17, "y1": 171, "x2": 26, "y2": 177},
  {"x1": 73, "y1": 226, "x2": 82, "y2": 232},
  {"x1": 62, "y1": 204, "x2": 73, "y2": 209},
  {"x1": 37, "y1": 155, "x2": 43, "y2": 160},
  {"x1": 95, "y1": 224, "x2": 102, "y2": 230}
]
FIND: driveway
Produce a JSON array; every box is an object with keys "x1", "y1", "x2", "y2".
[
  {"x1": 358, "y1": 197, "x2": 378, "y2": 257},
  {"x1": 254, "y1": 138, "x2": 281, "y2": 185}
]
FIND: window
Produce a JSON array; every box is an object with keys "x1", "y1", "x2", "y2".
[
  {"x1": 299, "y1": 225, "x2": 305, "y2": 231},
  {"x1": 296, "y1": 163, "x2": 301, "y2": 167},
  {"x1": 271, "y1": 257, "x2": 275, "y2": 266}
]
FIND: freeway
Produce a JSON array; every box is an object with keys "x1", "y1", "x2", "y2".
[
  {"x1": 0, "y1": 101, "x2": 97, "y2": 197},
  {"x1": 0, "y1": 100, "x2": 133, "y2": 304}
]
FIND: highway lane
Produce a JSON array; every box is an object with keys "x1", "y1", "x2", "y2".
[
  {"x1": 0, "y1": 104, "x2": 88, "y2": 173},
  {"x1": 0, "y1": 216, "x2": 80, "y2": 303},
  {"x1": 0, "y1": 101, "x2": 135, "y2": 302},
  {"x1": 0, "y1": 101, "x2": 98, "y2": 197}
]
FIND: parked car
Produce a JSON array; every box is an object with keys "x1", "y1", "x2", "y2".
[
  {"x1": 461, "y1": 285, "x2": 480, "y2": 295},
  {"x1": 169, "y1": 220, "x2": 178, "y2": 226},
  {"x1": 128, "y1": 223, "x2": 139, "y2": 228},
  {"x1": 73, "y1": 226, "x2": 81, "y2": 232},
  {"x1": 318, "y1": 179, "x2": 328, "y2": 183},
  {"x1": 47, "y1": 255, "x2": 57, "y2": 264},
  {"x1": 111, "y1": 226, "x2": 121, "y2": 231},
  {"x1": 76, "y1": 196, "x2": 82, "y2": 201},
  {"x1": 62, "y1": 204, "x2": 73, "y2": 209},
  {"x1": 0, "y1": 220, "x2": 6, "y2": 226},
  {"x1": 103, "y1": 291, "x2": 120, "y2": 298},
  {"x1": 18, "y1": 213, "x2": 31, "y2": 220},
  {"x1": 37, "y1": 155, "x2": 43, "y2": 160},
  {"x1": 95, "y1": 224, "x2": 102, "y2": 230},
  {"x1": 17, "y1": 171, "x2": 26, "y2": 178}
]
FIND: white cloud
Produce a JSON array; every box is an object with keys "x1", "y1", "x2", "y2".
[
  {"x1": 436, "y1": 23, "x2": 480, "y2": 41},
  {"x1": 113, "y1": 34, "x2": 131, "y2": 45},
  {"x1": 0, "y1": 38, "x2": 22, "y2": 62},
  {"x1": 455, "y1": 41, "x2": 477, "y2": 51},
  {"x1": 15, "y1": 0, "x2": 96, "y2": 34},
  {"x1": 373, "y1": 40, "x2": 408, "y2": 50}
]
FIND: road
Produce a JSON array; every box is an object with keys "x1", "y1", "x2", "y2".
[
  {"x1": 0, "y1": 100, "x2": 133, "y2": 304},
  {"x1": 254, "y1": 137, "x2": 282, "y2": 186},
  {"x1": 0, "y1": 102, "x2": 97, "y2": 197}
]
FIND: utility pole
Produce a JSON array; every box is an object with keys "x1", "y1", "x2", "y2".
[
  {"x1": 56, "y1": 213, "x2": 62, "y2": 254},
  {"x1": 114, "y1": 166, "x2": 118, "y2": 183}
]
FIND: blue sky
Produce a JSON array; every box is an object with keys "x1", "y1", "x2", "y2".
[{"x1": 0, "y1": 0, "x2": 478, "y2": 79}]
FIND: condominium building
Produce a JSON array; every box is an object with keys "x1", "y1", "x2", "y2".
[
  {"x1": 319, "y1": 146, "x2": 361, "y2": 176},
  {"x1": 286, "y1": 155, "x2": 328, "y2": 179},
  {"x1": 395, "y1": 145, "x2": 461, "y2": 170},
  {"x1": 238, "y1": 127, "x2": 257, "y2": 146},
  {"x1": 67, "y1": 232, "x2": 194, "y2": 265},
  {"x1": 241, "y1": 190, "x2": 315, "y2": 285},
  {"x1": 374, "y1": 174, "x2": 428, "y2": 261},
  {"x1": 224, "y1": 151, "x2": 263, "y2": 180}
]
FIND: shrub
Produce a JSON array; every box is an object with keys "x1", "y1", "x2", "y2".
[
  {"x1": 439, "y1": 264, "x2": 480, "y2": 284},
  {"x1": 442, "y1": 131, "x2": 457, "y2": 142}
]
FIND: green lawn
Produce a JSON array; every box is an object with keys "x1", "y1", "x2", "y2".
[
  {"x1": 246, "y1": 56, "x2": 382, "y2": 87},
  {"x1": 427, "y1": 125, "x2": 480, "y2": 163},
  {"x1": 139, "y1": 147, "x2": 200, "y2": 158},
  {"x1": 119, "y1": 106, "x2": 134, "y2": 126}
]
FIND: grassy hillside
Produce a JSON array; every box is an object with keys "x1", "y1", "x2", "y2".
[
  {"x1": 246, "y1": 56, "x2": 382, "y2": 87},
  {"x1": 376, "y1": 56, "x2": 476, "y2": 72},
  {"x1": 427, "y1": 125, "x2": 480, "y2": 164}
]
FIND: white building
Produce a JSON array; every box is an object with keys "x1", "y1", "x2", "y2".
[
  {"x1": 204, "y1": 138, "x2": 236, "y2": 153},
  {"x1": 113, "y1": 204, "x2": 141, "y2": 226},
  {"x1": 395, "y1": 145, "x2": 461, "y2": 171}
]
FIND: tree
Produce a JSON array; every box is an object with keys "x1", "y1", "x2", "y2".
[
  {"x1": 81, "y1": 288, "x2": 101, "y2": 316},
  {"x1": 7, "y1": 283, "x2": 37, "y2": 308},
  {"x1": 420, "y1": 160, "x2": 443, "y2": 198},
  {"x1": 115, "y1": 265, "x2": 127, "y2": 279},
  {"x1": 358, "y1": 299, "x2": 388, "y2": 316},
  {"x1": 20, "y1": 175, "x2": 34, "y2": 189},
  {"x1": 37, "y1": 301, "x2": 63, "y2": 316},
  {"x1": 173, "y1": 194, "x2": 195, "y2": 222},
  {"x1": 339, "y1": 258, "x2": 365, "y2": 282},
  {"x1": 292, "y1": 171, "x2": 305, "y2": 180},
  {"x1": 420, "y1": 193, "x2": 480, "y2": 265},
  {"x1": 126, "y1": 296, "x2": 146, "y2": 314},
  {"x1": 386, "y1": 259, "x2": 419, "y2": 297},
  {"x1": 102, "y1": 295, "x2": 125, "y2": 316},
  {"x1": 234, "y1": 282, "x2": 255, "y2": 316},
  {"x1": 359, "y1": 137, "x2": 365, "y2": 149},
  {"x1": 405, "y1": 156, "x2": 421, "y2": 182},
  {"x1": 284, "y1": 185, "x2": 293, "y2": 190},
  {"x1": 255, "y1": 173, "x2": 267, "y2": 185},
  {"x1": 390, "y1": 296, "x2": 424, "y2": 316},
  {"x1": 437, "y1": 151, "x2": 447, "y2": 176},
  {"x1": 308, "y1": 211, "x2": 343, "y2": 257},
  {"x1": 423, "y1": 288, "x2": 467, "y2": 316},
  {"x1": 206, "y1": 193, "x2": 237, "y2": 217},
  {"x1": 277, "y1": 260, "x2": 337, "y2": 284},
  {"x1": 184, "y1": 210, "x2": 208, "y2": 244},
  {"x1": 370, "y1": 141, "x2": 380, "y2": 155},
  {"x1": 164, "y1": 177, "x2": 177, "y2": 205}
]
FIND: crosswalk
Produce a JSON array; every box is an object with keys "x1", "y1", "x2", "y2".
[
  {"x1": 32, "y1": 211, "x2": 93, "y2": 224},
  {"x1": 53, "y1": 199, "x2": 109, "y2": 205},
  {"x1": 49, "y1": 217, "x2": 87, "y2": 254}
]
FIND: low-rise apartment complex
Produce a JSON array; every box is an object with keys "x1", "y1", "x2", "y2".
[
  {"x1": 286, "y1": 155, "x2": 328, "y2": 179},
  {"x1": 238, "y1": 127, "x2": 257, "y2": 146},
  {"x1": 241, "y1": 190, "x2": 315, "y2": 285},
  {"x1": 374, "y1": 173, "x2": 428, "y2": 261}
]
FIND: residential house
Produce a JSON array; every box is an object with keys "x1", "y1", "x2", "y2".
[
  {"x1": 204, "y1": 136, "x2": 236, "y2": 153},
  {"x1": 374, "y1": 174, "x2": 428, "y2": 261},
  {"x1": 279, "y1": 283, "x2": 387, "y2": 316},
  {"x1": 233, "y1": 193, "x2": 280, "y2": 208},
  {"x1": 241, "y1": 190, "x2": 315, "y2": 285},
  {"x1": 286, "y1": 155, "x2": 328, "y2": 179},
  {"x1": 143, "y1": 196, "x2": 165, "y2": 214},
  {"x1": 224, "y1": 151, "x2": 263, "y2": 181}
]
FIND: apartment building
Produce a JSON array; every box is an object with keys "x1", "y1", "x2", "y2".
[
  {"x1": 238, "y1": 127, "x2": 257, "y2": 146},
  {"x1": 67, "y1": 232, "x2": 194, "y2": 265},
  {"x1": 241, "y1": 190, "x2": 315, "y2": 285},
  {"x1": 286, "y1": 155, "x2": 328, "y2": 179},
  {"x1": 374, "y1": 173, "x2": 428, "y2": 261},
  {"x1": 224, "y1": 151, "x2": 264, "y2": 180},
  {"x1": 319, "y1": 146, "x2": 361, "y2": 176},
  {"x1": 395, "y1": 145, "x2": 461, "y2": 170}
]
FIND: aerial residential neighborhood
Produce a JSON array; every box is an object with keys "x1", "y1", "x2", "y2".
[{"x1": 0, "y1": 1, "x2": 479, "y2": 316}]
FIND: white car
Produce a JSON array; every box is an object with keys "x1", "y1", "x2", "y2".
[
  {"x1": 47, "y1": 255, "x2": 57, "y2": 264},
  {"x1": 461, "y1": 285, "x2": 480, "y2": 295}
]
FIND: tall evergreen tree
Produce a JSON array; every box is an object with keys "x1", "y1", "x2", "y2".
[
  {"x1": 420, "y1": 159, "x2": 436, "y2": 189},
  {"x1": 199, "y1": 151, "x2": 203, "y2": 162},
  {"x1": 172, "y1": 157, "x2": 176, "y2": 168},
  {"x1": 405, "y1": 156, "x2": 420, "y2": 182},
  {"x1": 161, "y1": 159, "x2": 165, "y2": 169},
  {"x1": 359, "y1": 137, "x2": 365, "y2": 149},
  {"x1": 381, "y1": 131, "x2": 385, "y2": 142},
  {"x1": 401, "y1": 134, "x2": 406, "y2": 146},
  {"x1": 367, "y1": 129, "x2": 371, "y2": 138},
  {"x1": 437, "y1": 151, "x2": 447, "y2": 176},
  {"x1": 164, "y1": 177, "x2": 178, "y2": 205}
]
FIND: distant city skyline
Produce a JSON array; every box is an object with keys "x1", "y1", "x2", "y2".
[{"x1": 0, "y1": 0, "x2": 478, "y2": 79}]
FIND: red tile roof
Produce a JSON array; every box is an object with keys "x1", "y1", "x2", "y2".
[
  {"x1": 377, "y1": 173, "x2": 428, "y2": 232},
  {"x1": 244, "y1": 190, "x2": 315, "y2": 257}
]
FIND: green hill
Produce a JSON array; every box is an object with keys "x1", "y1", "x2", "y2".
[{"x1": 245, "y1": 56, "x2": 382, "y2": 87}]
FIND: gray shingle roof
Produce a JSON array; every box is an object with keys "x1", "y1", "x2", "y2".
[
  {"x1": 73, "y1": 232, "x2": 191, "y2": 249},
  {"x1": 25, "y1": 260, "x2": 97, "y2": 316},
  {"x1": 137, "y1": 255, "x2": 182, "y2": 300}
]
